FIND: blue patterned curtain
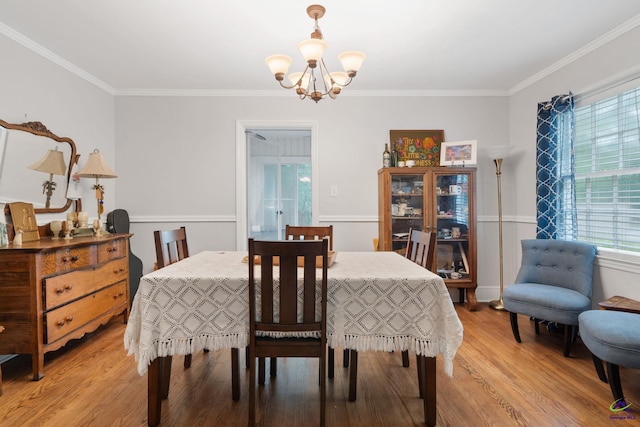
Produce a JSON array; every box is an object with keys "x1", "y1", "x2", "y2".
[{"x1": 536, "y1": 94, "x2": 577, "y2": 240}]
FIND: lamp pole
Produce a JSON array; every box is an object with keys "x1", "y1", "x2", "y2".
[{"x1": 489, "y1": 156, "x2": 505, "y2": 310}]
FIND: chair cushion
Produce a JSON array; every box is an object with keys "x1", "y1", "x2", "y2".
[
  {"x1": 579, "y1": 310, "x2": 640, "y2": 369},
  {"x1": 503, "y1": 283, "x2": 591, "y2": 325}
]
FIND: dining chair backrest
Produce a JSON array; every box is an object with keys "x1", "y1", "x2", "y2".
[
  {"x1": 247, "y1": 238, "x2": 328, "y2": 426},
  {"x1": 285, "y1": 225, "x2": 333, "y2": 251},
  {"x1": 249, "y1": 238, "x2": 328, "y2": 335},
  {"x1": 405, "y1": 228, "x2": 437, "y2": 271},
  {"x1": 154, "y1": 226, "x2": 190, "y2": 269}
]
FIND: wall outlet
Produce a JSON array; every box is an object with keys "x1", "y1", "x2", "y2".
[{"x1": 330, "y1": 185, "x2": 338, "y2": 197}]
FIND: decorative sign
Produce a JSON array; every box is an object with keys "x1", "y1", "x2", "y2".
[
  {"x1": 390, "y1": 130, "x2": 445, "y2": 167},
  {"x1": 8, "y1": 201, "x2": 39, "y2": 242}
]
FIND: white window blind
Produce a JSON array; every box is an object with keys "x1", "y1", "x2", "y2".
[{"x1": 574, "y1": 86, "x2": 640, "y2": 251}]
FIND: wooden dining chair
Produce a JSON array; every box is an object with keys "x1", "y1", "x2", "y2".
[
  {"x1": 248, "y1": 238, "x2": 328, "y2": 427},
  {"x1": 401, "y1": 228, "x2": 437, "y2": 367},
  {"x1": 405, "y1": 228, "x2": 437, "y2": 271},
  {"x1": 285, "y1": 225, "x2": 333, "y2": 250},
  {"x1": 153, "y1": 227, "x2": 197, "y2": 369},
  {"x1": 284, "y1": 224, "x2": 346, "y2": 376}
]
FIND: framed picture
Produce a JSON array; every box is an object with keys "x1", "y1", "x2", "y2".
[
  {"x1": 440, "y1": 140, "x2": 477, "y2": 166},
  {"x1": 8, "y1": 201, "x2": 40, "y2": 242},
  {"x1": 390, "y1": 130, "x2": 444, "y2": 167}
]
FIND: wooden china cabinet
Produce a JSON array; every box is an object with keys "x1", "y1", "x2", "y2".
[{"x1": 378, "y1": 167, "x2": 478, "y2": 310}]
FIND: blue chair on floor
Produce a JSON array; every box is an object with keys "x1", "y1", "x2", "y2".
[
  {"x1": 579, "y1": 310, "x2": 640, "y2": 404},
  {"x1": 503, "y1": 239, "x2": 597, "y2": 357}
]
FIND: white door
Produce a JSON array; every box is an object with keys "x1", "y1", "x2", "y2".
[{"x1": 246, "y1": 130, "x2": 312, "y2": 241}]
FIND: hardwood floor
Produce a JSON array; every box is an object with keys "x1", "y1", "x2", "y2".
[{"x1": 1, "y1": 303, "x2": 638, "y2": 426}]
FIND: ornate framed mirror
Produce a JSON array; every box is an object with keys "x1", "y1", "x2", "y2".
[{"x1": 0, "y1": 119, "x2": 77, "y2": 214}]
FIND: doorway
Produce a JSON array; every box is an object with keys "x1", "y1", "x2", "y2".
[
  {"x1": 235, "y1": 121, "x2": 319, "y2": 250},
  {"x1": 247, "y1": 129, "x2": 311, "y2": 240}
]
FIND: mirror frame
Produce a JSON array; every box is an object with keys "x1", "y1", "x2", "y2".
[{"x1": 0, "y1": 118, "x2": 78, "y2": 214}]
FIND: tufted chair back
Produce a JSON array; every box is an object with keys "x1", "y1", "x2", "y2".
[{"x1": 514, "y1": 239, "x2": 597, "y2": 298}]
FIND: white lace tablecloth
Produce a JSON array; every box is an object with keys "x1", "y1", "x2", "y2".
[{"x1": 124, "y1": 251, "x2": 463, "y2": 376}]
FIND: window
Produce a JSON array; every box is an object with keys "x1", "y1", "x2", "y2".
[{"x1": 574, "y1": 86, "x2": 640, "y2": 252}]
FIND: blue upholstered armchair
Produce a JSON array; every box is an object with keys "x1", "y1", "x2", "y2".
[{"x1": 503, "y1": 239, "x2": 597, "y2": 357}]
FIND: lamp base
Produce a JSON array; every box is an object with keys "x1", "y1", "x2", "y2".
[{"x1": 489, "y1": 297, "x2": 506, "y2": 311}]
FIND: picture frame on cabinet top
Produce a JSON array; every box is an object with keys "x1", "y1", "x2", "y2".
[{"x1": 440, "y1": 140, "x2": 477, "y2": 166}]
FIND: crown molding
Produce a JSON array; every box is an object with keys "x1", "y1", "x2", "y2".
[
  {"x1": 509, "y1": 14, "x2": 640, "y2": 95},
  {"x1": 0, "y1": 22, "x2": 115, "y2": 95}
]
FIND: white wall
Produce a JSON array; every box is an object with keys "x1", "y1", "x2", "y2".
[
  {"x1": 0, "y1": 35, "x2": 116, "y2": 225},
  {"x1": 2, "y1": 23, "x2": 640, "y2": 305},
  {"x1": 114, "y1": 95, "x2": 510, "y2": 292}
]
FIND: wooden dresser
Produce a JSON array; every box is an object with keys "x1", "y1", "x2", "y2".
[{"x1": 0, "y1": 233, "x2": 131, "y2": 380}]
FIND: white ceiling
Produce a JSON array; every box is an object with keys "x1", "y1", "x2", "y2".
[{"x1": 1, "y1": 1, "x2": 640, "y2": 95}]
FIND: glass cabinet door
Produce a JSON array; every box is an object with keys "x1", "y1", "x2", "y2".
[
  {"x1": 434, "y1": 172, "x2": 472, "y2": 279},
  {"x1": 390, "y1": 173, "x2": 425, "y2": 253}
]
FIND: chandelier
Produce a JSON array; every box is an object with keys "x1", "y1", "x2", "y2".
[{"x1": 265, "y1": 4, "x2": 365, "y2": 103}]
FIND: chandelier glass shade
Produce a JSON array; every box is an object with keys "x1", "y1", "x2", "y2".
[{"x1": 265, "y1": 4, "x2": 365, "y2": 103}]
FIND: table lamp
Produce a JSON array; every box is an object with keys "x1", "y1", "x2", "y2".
[
  {"x1": 76, "y1": 149, "x2": 117, "y2": 235},
  {"x1": 485, "y1": 145, "x2": 512, "y2": 311},
  {"x1": 28, "y1": 146, "x2": 67, "y2": 208}
]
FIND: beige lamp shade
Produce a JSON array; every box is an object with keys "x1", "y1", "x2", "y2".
[
  {"x1": 338, "y1": 51, "x2": 366, "y2": 74},
  {"x1": 28, "y1": 146, "x2": 67, "y2": 176},
  {"x1": 77, "y1": 149, "x2": 117, "y2": 178},
  {"x1": 265, "y1": 54, "x2": 293, "y2": 77}
]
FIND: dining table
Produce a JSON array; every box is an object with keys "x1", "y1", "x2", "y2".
[{"x1": 124, "y1": 250, "x2": 463, "y2": 426}]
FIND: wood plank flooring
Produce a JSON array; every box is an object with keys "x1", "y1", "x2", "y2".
[{"x1": 0, "y1": 303, "x2": 638, "y2": 426}]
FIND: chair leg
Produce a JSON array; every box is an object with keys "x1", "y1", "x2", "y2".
[
  {"x1": 248, "y1": 348, "x2": 256, "y2": 427},
  {"x1": 320, "y1": 353, "x2": 326, "y2": 427},
  {"x1": 401, "y1": 350, "x2": 410, "y2": 367},
  {"x1": 606, "y1": 362, "x2": 625, "y2": 402},
  {"x1": 258, "y1": 357, "x2": 266, "y2": 385},
  {"x1": 246, "y1": 346, "x2": 250, "y2": 369},
  {"x1": 534, "y1": 318, "x2": 540, "y2": 335},
  {"x1": 328, "y1": 347, "x2": 335, "y2": 379},
  {"x1": 270, "y1": 357, "x2": 277, "y2": 377},
  {"x1": 591, "y1": 353, "x2": 608, "y2": 383},
  {"x1": 184, "y1": 354, "x2": 192, "y2": 368},
  {"x1": 349, "y1": 350, "x2": 358, "y2": 402},
  {"x1": 416, "y1": 354, "x2": 424, "y2": 399},
  {"x1": 562, "y1": 324, "x2": 573, "y2": 357},
  {"x1": 231, "y1": 348, "x2": 240, "y2": 401},
  {"x1": 509, "y1": 312, "x2": 522, "y2": 343},
  {"x1": 343, "y1": 348, "x2": 350, "y2": 367}
]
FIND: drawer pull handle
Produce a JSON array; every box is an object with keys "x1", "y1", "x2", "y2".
[
  {"x1": 108, "y1": 247, "x2": 117, "y2": 252},
  {"x1": 113, "y1": 268, "x2": 126, "y2": 274},
  {"x1": 54, "y1": 285, "x2": 73, "y2": 294},
  {"x1": 55, "y1": 317, "x2": 72, "y2": 327},
  {"x1": 63, "y1": 255, "x2": 79, "y2": 263}
]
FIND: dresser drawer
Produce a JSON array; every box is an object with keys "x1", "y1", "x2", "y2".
[
  {"x1": 42, "y1": 246, "x2": 96, "y2": 275},
  {"x1": 45, "y1": 281, "x2": 128, "y2": 343},
  {"x1": 43, "y1": 258, "x2": 129, "y2": 310},
  {"x1": 97, "y1": 238, "x2": 127, "y2": 264}
]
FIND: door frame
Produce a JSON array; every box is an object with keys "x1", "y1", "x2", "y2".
[{"x1": 236, "y1": 120, "x2": 319, "y2": 250}]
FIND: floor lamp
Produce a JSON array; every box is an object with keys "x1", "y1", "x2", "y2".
[{"x1": 486, "y1": 145, "x2": 512, "y2": 311}]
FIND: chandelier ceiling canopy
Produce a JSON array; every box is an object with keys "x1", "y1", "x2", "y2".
[{"x1": 265, "y1": 4, "x2": 365, "y2": 103}]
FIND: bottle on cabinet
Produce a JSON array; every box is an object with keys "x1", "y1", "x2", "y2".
[
  {"x1": 391, "y1": 142, "x2": 398, "y2": 167},
  {"x1": 383, "y1": 143, "x2": 391, "y2": 168}
]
